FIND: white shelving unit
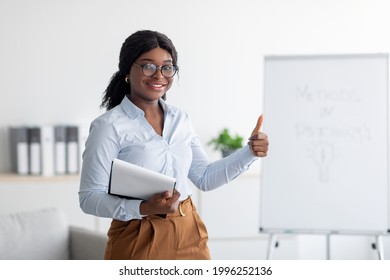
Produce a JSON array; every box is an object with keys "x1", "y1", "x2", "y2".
[{"x1": 0, "y1": 173, "x2": 79, "y2": 183}]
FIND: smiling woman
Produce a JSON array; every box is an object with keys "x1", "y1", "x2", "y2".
[
  {"x1": 78, "y1": 30, "x2": 269, "y2": 260},
  {"x1": 100, "y1": 30, "x2": 179, "y2": 110}
]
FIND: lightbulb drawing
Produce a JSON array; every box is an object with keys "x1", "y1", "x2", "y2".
[{"x1": 312, "y1": 141, "x2": 335, "y2": 183}]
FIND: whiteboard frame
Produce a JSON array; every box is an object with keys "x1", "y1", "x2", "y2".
[{"x1": 259, "y1": 53, "x2": 390, "y2": 235}]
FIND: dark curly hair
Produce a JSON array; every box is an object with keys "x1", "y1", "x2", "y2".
[{"x1": 101, "y1": 30, "x2": 178, "y2": 110}]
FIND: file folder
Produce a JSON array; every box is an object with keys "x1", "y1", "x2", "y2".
[{"x1": 108, "y1": 158, "x2": 176, "y2": 200}]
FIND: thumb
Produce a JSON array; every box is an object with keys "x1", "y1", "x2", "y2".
[{"x1": 251, "y1": 114, "x2": 264, "y2": 136}]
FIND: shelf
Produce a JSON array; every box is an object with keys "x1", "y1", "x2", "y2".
[{"x1": 0, "y1": 173, "x2": 80, "y2": 184}]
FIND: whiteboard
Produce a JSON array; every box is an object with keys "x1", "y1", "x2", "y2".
[{"x1": 260, "y1": 54, "x2": 390, "y2": 234}]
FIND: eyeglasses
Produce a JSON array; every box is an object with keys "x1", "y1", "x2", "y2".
[{"x1": 133, "y1": 63, "x2": 178, "y2": 78}]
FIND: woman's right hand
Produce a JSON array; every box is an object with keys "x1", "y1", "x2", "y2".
[{"x1": 139, "y1": 189, "x2": 181, "y2": 216}]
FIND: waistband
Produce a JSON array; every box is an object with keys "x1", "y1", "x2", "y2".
[{"x1": 147, "y1": 196, "x2": 196, "y2": 219}]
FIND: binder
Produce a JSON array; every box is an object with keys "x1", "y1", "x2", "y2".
[
  {"x1": 9, "y1": 127, "x2": 29, "y2": 175},
  {"x1": 28, "y1": 127, "x2": 41, "y2": 175},
  {"x1": 40, "y1": 125, "x2": 55, "y2": 176},
  {"x1": 54, "y1": 126, "x2": 67, "y2": 175},
  {"x1": 108, "y1": 158, "x2": 176, "y2": 200},
  {"x1": 77, "y1": 124, "x2": 89, "y2": 173},
  {"x1": 66, "y1": 126, "x2": 79, "y2": 174}
]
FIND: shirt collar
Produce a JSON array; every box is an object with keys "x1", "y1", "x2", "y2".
[{"x1": 120, "y1": 95, "x2": 176, "y2": 119}]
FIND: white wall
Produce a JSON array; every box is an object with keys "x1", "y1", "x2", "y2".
[
  {"x1": 2, "y1": 0, "x2": 390, "y2": 167},
  {"x1": 1, "y1": 0, "x2": 390, "y2": 259}
]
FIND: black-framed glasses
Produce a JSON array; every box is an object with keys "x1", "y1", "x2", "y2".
[{"x1": 133, "y1": 63, "x2": 178, "y2": 78}]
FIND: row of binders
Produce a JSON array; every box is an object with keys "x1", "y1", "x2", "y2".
[{"x1": 9, "y1": 125, "x2": 89, "y2": 176}]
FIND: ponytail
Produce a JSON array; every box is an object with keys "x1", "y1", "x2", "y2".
[{"x1": 100, "y1": 71, "x2": 129, "y2": 110}]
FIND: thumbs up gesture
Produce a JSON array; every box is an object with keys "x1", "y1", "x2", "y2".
[{"x1": 248, "y1": 115, "x2": 269, "y2": 157}]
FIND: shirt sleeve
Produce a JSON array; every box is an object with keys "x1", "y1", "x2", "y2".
[
  {"x1": 78, "y1": 117, "x2": 144, "y2": 221},
  {"x1": 188, "y1": 126, "x2": 259, "y2": 192}
]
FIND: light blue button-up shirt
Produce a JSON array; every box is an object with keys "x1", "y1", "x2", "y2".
[{"x1": 79, "y1": 96, "x2": 258, "y2": 221}]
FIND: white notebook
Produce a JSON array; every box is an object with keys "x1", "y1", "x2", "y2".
[{"x1": 108, "y1": 158, "x2": 176, "y2": 200}]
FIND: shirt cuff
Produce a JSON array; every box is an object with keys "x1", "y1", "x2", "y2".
[
  {"x1": 239, "y1": 144, "x2": 259, "y2": 166},
  {"x1": 124, "y1": 199, "x2": 144, "y2": 220}
]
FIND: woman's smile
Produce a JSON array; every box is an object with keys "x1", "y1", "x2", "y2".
[{"x1": 145, "y1": 81, "x2": 167, "y2": 90}]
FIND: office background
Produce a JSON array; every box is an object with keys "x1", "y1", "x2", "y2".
[{"x1": 1, "y1": 0, "x2": 390, "y2": 259}]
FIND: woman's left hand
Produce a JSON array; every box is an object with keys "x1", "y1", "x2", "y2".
[{"x1": 248, "y1": 115, "x2": 269, "y2": 157}]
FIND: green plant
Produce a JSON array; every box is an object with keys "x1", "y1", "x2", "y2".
[{"x1": 208, "y1": 128, "x2": 244, "y2": 152}]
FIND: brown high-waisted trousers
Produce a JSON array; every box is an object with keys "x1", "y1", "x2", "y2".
[{"x1": 104, "y1": 197, "x2": 211, "y2": 260}]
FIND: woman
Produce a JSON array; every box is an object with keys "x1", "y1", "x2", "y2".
[{"x1": 79, "y1": 30, "x2": 269, "y2": 260}]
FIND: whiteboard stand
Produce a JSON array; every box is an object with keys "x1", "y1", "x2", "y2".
[
  {"x1": 372, "y1": 235, "x2": 385, "y2": 260},
  {"x1": 266, "y1": 233, "x2": 279, "y2": 260},
  {"x1": 265, "y1": 232, "x2": 330, "y2": 260},
  {"x1": 326, "y1": 234, "x2": 331, "y2": 260}
]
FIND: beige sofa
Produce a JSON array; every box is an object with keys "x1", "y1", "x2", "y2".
[{"x1": 0, "y1": 207, "x2": 108, "y2": 260}]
